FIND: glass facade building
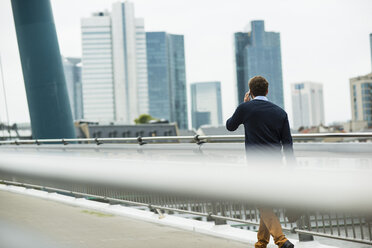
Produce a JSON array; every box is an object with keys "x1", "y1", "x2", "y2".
[
  {"x1": 146, "y1": 32, "x2": 188, "y2": 130},
  {"x1": 370, "y1": 33, "x2": 372, "y2": 71},
  {"x1": 191, "y1": 82, "x2": 223, "y2": 130},
  {"x1": 62, "y1": 57, "x2": 83, "y2": 120},
  {"x1": 234, "y1": 32, "x2": 250, "y2": 105},
  {"x1": 194, "y1": 112, "x2": 211, "y2": 130},
  {"x1": 234, "y1": 20, "x2": 284, "y2": 109},
  {"x1": 350, "y1": 73, "x2": 372, "y2": 128},
  {"x1": 361, "y1": 83, "x2": 372, "y2": 125}
]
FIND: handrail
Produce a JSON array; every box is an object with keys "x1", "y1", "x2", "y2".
[
  {"x1": 0, "y1": 152, "x2": 371, "y2": 213},
  {"x1": 2, "y1": 179, "x2": 372, "y2": 245},
  {"x1": 1, "y1": 151, "x2": 372, "y2": 245},
  {"x1": 0, "y1": 132, "x2": 371, "y2": 146}
]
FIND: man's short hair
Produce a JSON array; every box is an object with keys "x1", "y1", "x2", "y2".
[{"x1": 248, "y1": 76, "x2": 269, "y2": 96}]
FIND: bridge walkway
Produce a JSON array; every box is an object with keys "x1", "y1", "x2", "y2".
[{"x1": 0, "y1": 190, "x2": 249, "y2": 248}]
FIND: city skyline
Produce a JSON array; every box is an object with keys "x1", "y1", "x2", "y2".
[
  {"x1": 1, "y1": 2, "x2": 372, "y2": 248},
  {"x1": 73, "y1": 3, "x2": 189, "y2": 128},
  {"x1": 0, "y1": 0, "x2": 371, "y2": 128}
]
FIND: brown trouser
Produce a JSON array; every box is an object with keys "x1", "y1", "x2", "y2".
[{"x1": 255, "y1": 208, "x2": 288, "y2": 248}]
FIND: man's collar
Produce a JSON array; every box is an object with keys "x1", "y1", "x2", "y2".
[{"x1": 253, "y1": 96, "x2": 268, "y2": 101}]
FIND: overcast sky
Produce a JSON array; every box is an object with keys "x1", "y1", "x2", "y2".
[{"x1": 0, "y1": 0, "x2": 371, "y2": 127}]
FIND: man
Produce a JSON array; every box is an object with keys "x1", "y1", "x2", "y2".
[{"x1": 226, "y1": 76, "x2": 294, "y2": 248}]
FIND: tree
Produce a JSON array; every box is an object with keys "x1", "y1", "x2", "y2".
[{"x1": 134, "y1": 114, "x2": 157, "y2": 124}]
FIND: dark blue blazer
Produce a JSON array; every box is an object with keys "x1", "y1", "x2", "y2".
[{"x1": 226, "y1": 99, "x2": 293, "y2": 157}]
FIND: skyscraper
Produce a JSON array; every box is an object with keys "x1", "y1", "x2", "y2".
[
  {"x1": 291, "y1": 82, "x2": 325, "y2": 130},
  {"x1": 81, "y1": 11, "x2": 115, "y2": 121},
  {"x1": 62, "y1": 57, "x2": 83, "y2": 120},
  {"x1": 81, "y1": 1, "x2": 148, "y2": 123},
  {"x1": 191, "y1": 82, "x2": 223, "y2": 130},
  {"x1": 234, "y1": 20, "x2": 284, "y2": 109},
  {"x1": 350, "y1": 73, "x2": 372, "y2": 130},
  {"x1": 135, "y1": 18, "x2": 149, "y2": 116},
  {"x1": 146, "y1": 32, "x2": 188, "y2": 129},
  {"x1": 370, "y1": 33, "x2": 372, "y2": 71}
]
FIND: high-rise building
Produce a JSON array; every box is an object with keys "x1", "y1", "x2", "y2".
[
  {"x1": 135, "y1": 18, "x2": 149, "y2": 116},
  {"x1": 81, "y1": 1, "x2": 148, "y2": 123},
  {"x1": 234, "y1": 20, "x2": 284, "y2": 109},
  {"x1": 291, "y1": 82, "x2": 325, "y2": 130},
  {"x1": 370, "y1": 33, "x2": 372, "y2": 71},
  {"x1": 191, "y1": 82, "x2": 223, "y2": 130},
  {"x1": 111, "y1": 1, "x2": 148, "y2": 123},
  {"x1": 350, "y1": 73, "x2": 372, "y2": 129},
  {"x1": 146, "y1": 32, "x2": 170, "y2": 122},
  {"x1": 146, "y1": 32, "x2": 188, "y2": 129},
  {"x1": 62, "y1": 57, "x2": 83, "y2": 120},
  {"x1": 81, "y1": 11, "x2": 115, "y2": 121}
]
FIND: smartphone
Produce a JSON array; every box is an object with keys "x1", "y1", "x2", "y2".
[{"x1": 248, "y1": 92, "x2": 253, "y2": 100}]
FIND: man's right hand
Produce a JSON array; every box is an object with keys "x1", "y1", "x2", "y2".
[{"x1": 244, "y1": 91, "x2": 251, "y2": 102}]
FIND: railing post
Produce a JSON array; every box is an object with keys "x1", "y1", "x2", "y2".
[
  {"x1": 194, "y1": 135, "x2": 206, "y2": 145},
  {"x1": 207, "y1": 202, "x2": 227, "y2": 225},
  {"x1": 296, "y1": 214, "x2": 314, "y2": 242}
]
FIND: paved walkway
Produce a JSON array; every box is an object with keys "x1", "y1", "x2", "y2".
[{"x1": 0, "y1": 190, "x2": 249, "y2": 248}]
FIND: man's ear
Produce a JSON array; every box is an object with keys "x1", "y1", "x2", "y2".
[{"x1": 266, "y1": 89, "x2": 269, "y2": 96}]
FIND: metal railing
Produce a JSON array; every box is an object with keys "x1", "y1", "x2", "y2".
[
  {"x1": 2, "y1": 179, "x2": 371, "y2": 245},
  {"x1": 0, "y1": 132, "x2": 372, "y2": 146},
  {"x1": 0, "y1": 152, "x2": 371, "y2": 245}
]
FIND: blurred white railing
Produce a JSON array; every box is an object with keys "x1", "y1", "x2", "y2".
[{"x1": 0, "y1": 151, "x2": 372, "y2": 244}]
